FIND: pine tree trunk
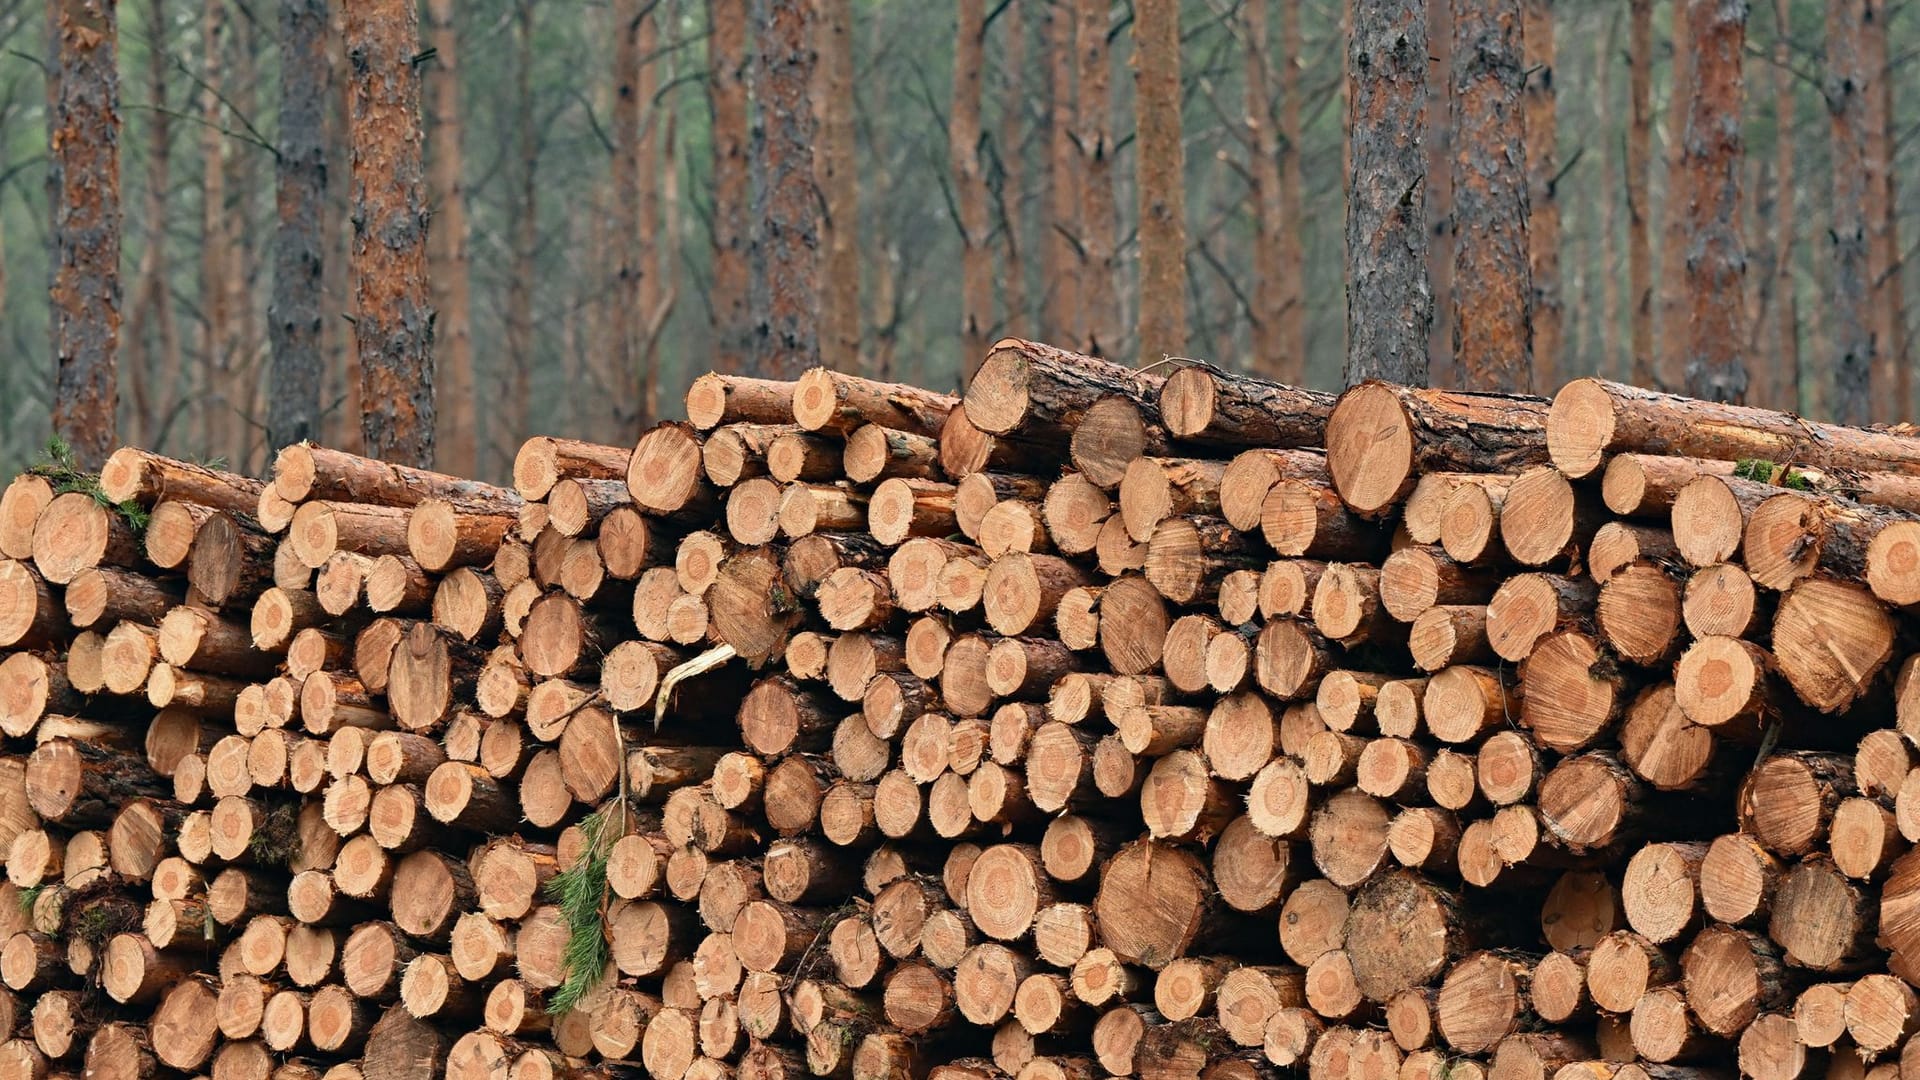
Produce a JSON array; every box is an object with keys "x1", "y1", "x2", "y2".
[
  {"x1": 423, "y1": 0, "x2": 476, "y2": 475},
  {"x1": 1278, "y1": 0, "x2": 1306, "y2": 372},
  {"x1": 1627, "y1": 0, "x2": 1653, "y2": 386},
  {"x1": 269, "y1": 0, "x2": 330, "y2": 453},
  {"x1": 1043, "y1": 0, "x2": 1082, "y2": 343},
  {"x1": 1767, "y1": 0, "x2": 1798, "y2": 411},
  {"x1": 1595, "y1": 12, "x2": 1622, "y2": 379},
  {"x1": 1862, "y1": 3, "x2": 1902, "y2": 421},
  {"x1": 324, "y1": 0, "x2": 360, "y2": 453},
  {"x1": 346, "y1": 0, "x2": 436, "y2": 466},
  {"x1": 128, "y1": 0, "x2": 179, "y2": 452},
  {"x1": 953, "y1": 0, "x2": 994, "y2": 369},
  {"x1": 636, "y1": 5, "x2": 664, "y2": 424},
  {"x1": 502, "y1": 0, "x2": 536, "y2": 470},
  {"x1": 1878, "y1": 19, "x2": 1907, "y2": 422},
  {"x1": 1524, "y1": 0, "x2": 1560, "y2": 388},
  {"x1": 1452, "y1": 0, "x2": 1533, "y2": 393},
  {"x1": 998, "y1": 2, "x2": 1030, "y2": 337},
  {"x1": 49, "y1": 0, "x2": 122, "y2": 469},
  {"x1": 199, "y1": 0, "x2": 234, "y2": 463},
  {"x1": 1654, "y1": 3, "x2": 1694, "y2": 391},
  {"x1": 1134, "y1": 0, "x2": 1187, "y2": 359},
  {"x1": 709, "y1": 0, "x2": 752, "y2": 373},
  {"x1": 748, "y1": 0, "x2": 821, "y2": 378},
  {"x1": 228, "y1": 13, "x2": 266, "y2": 472},
  {"x1": 1345, "y1": 0, "x2": 1430, "y2": 386},
  {"x1": 1076, "y1": 0, "x2": 1118, "y2": 357},
  {"x1": 814, "y1": 0, "x2": 860, "y2": 374},
  {"x1": 610, "y1": 0, "x2": 642, "y2": 440},
  {"x1": 1680, "y1": 0, "x2": 1747, "y2": 402},
  {"x1": 1245, "y1": 0, "x2": 1293, "y2": 381},
  {"x1": 1829, "y1": 0, "x2": 1872, "y2": 424},
  {"x1": 1425, "y1": 0, "x2": 1454, "y2": 388}
]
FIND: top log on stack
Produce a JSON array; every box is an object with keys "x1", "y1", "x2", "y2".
[{"x1": 10, "y1": 337, "x2": 1920, "y2": 1080}]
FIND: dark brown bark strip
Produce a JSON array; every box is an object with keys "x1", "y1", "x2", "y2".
[
  {"x1": 1346, "y1": 0, "x2": 1431, "y2": 387},
  {"x1": 268, "y1": 0, "x2": 331, "y2": 452},
  {"x1": 1451, "y1": 0, "x2": 1533, "y2": 393},
  {"x1": 49, "y1": 0, "x2": 122, "y2": 469},
  {"x1": 748, "y1": 0, "x2": 821, "y2": 378},
  {"x1": 346, "y1": 0, "x2": 436, "y2": 466},
  {"x1": 1829, "y1": 0, "x2": 1872, "y2": 423},
  {"x1": 1681, "y1": 0, "x2": 1749, "y2": 404}
]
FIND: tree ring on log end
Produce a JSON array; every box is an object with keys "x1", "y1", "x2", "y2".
[
  {"x1": 1328, "y1": 383, "x2": 1414, "y2": 516},
  {"x1": 1546, "y1": 379, "x2": 1617, "y2": 479}
]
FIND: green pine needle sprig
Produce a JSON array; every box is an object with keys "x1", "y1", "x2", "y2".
[
  {"x1": 544, "y1": 810, "x2": 615, "y2": 1015},
  {"x1": 31, "y1": 437, "x2": 150, "y2": 535}
]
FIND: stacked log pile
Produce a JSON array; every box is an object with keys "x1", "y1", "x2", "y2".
[{"x1": 6, "y1": 340, "x2": 1920, "y2": 1080}]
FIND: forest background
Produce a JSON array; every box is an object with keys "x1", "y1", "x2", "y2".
[{"x1": 0, "y1": 0, "x2": 1894, "y2": 480}]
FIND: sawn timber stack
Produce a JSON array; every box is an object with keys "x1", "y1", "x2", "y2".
[{"x1": 3, "y1": 342, "x2": 1920, "y2": 1080}]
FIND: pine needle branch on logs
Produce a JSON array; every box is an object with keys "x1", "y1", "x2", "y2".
[
  {"x1": 542, "y1": 644, "x2": 742, "y2": 1015},
  {"x1": 545, "y1": 809, "x2": 614, "y2": 1015},
  {"x1": 31, "y1": 436, "x2": 150, "y2": 534}
]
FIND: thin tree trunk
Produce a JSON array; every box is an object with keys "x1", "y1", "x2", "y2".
[
  {"x1": 1524, "y1": 0, "x2": 1560, "y2": 388},
  {"x1": 1245, "y1": 0, "x2": 1291, "y2": 381},
  {"x1": 664, "y1": 33, "x2": 687, "y2": 322},
  {"x1": 1654, "y1": 2, "x2": 1694, "y2": 390},
  {"x1": 1763, "y1": 0, "x2": 1798, "y2": 411},
  {"x1": 1681, "y1": 0, "x2": 1748, "y2": 403},
  {"x1": 1451, "y1": 0, "x2": 1531, "y2": 392},
  {"x1": 709, "y1": 0, "x2": 752, "y2": 373},
  {"x1": 346, "y1": 0, "x2": 436, "y2": 466},
  {"x1": 749, "y1": 0, "x2": 821, "y2": 379},
  {"x1": 128, "y1": 0, "x2": 179, "y2": 451},
  {"x1": 1744, "y1": 144, "x2": 1768, "y2": 372},
  {"x1": 1829, "y1": 0, "x2": 1872, "y2": 424},
  {"x1": 1879, "y1": 19, "x2": 1907, "y2": 421},
  {"x1": 1863, "y1": 0, "x2": 1890, "y2": 420},
  {"x1": 1134, "y1": 0, "x2": 1186, "y2": 359},
  {"x1": 324, "y1": 0, "x2": 359, "y2": 451},
  {"x1": 268, "y1": 0, "x2": 330, "y2": 452},
  {"x1": 199, "y1": 0, "x2": 235, "y2": 462},
  {"x1": 609, "y1": 0, "x2": 641, "y2": 441},
  {"x1": 1627, "y1": 0, "x2": 1653, "y2": 385},
  {"x1": 229, "y1": 12, "x2": 266, "y2": 472},
  {"x1": 1042, "y1": 0, "x2": 1081, "y2": 343},
  {"x1": 814, "y1": 0, "x2": 859, "y2": 374},
  {"x1": 1278, "y1": 0, "x2": 1305, "y2": 374},
  {"x1": 1596, "y1": 11, "x2": 1622, "y2": 380},
  {"x1": 1808, "y1": 196, "x2": 1831, "y2": 418},
  {"x1": 637, "y1": 5, "x2": 664, "y2": 423},
  {"x1": 660, "y1": 40, "x2": 682, "y2": 383},
  {"x1": 568, "y1": 188, "x2": 597, "y2": 433},
  {"x1": 1425, "y1": 0, "x2": 1454, "y2": 387},
  {"x1": 1345, "y1": 0, "x2": 1430, "y2": 386},
  {"x1": 48, "y1": 0, "x2": 121, "y2": 469},
  {"x1": 954, "y1": 0, "x2": 993, "y2": 371},
  {"x1": 1077, "y1": 0, "x2": 1118, "y2": 357},
  {"x1": 501, "y1": 0, "x2": 536, "y2": 473},
  {"x1": 1863, "y1": 2, "x2": 1903, "y2": 421},
  {"x1": 998, "y1": 2, "x2": 1030, "y2": 337},
  {"x1": 423, "y1": 0, "x2": 476, "y2": 475}
]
